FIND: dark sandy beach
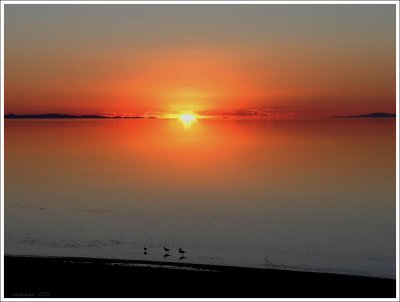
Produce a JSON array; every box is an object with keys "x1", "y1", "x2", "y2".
[{"x1": 4, "y1": 255, "x2": 396, "y2": 298}]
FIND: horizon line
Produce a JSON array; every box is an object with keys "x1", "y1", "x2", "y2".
[{"x1": 3, "y1": 111, "x2": 397, "y2": 119}]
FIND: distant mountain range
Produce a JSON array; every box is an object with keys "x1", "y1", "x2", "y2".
[
  {"x1": 334, "y1": 112, "x2": 396, "y2": 118},
  {"x1": 4, "y1": 112, "x2": 396, "y2": 119},
  {"x1": 4, "y1": 113, "x2": 145, "y2": 119}
]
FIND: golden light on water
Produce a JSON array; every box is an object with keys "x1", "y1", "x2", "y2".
[{"x1": 178, "y1": 113, "x2": 197, "y2": 128}]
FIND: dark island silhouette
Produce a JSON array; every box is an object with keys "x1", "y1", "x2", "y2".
[
  {"x1": 4, "y1": 112, "x2": 396, "y2": 119},
  {"x1": 334, "y1": 112, "x2": 396, "y2": 118},
  {"x1": 5, "y1": 113, "x2": 145, "y2": 119}
]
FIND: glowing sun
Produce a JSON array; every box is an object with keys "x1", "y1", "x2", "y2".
[
  {"x1": 178, "y1": 113, "x2": 197, "y2": 128},
  {"x1": 179, "y1": 113, "x2": 197, "y2": 123}
]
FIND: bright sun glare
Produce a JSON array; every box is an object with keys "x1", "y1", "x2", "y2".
[
  {"x1": 179, "y1": 113, "x2": 197, "y2": 123},
  {"x1": 178, "y1": 113, "x2": 197, "y2": 129}
]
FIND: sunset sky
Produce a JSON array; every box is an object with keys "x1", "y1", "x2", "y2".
[{"x1": 4, "y1": 4, "x2": 396, "y2": 117}]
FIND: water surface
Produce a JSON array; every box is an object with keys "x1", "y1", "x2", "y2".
[{"x1": 5, "y1": 118, "x2": 396, "y2": 278}]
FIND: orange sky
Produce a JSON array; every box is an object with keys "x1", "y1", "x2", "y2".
[{"x1": 4, "y1": 4, "x2": 396, "y2": 117}]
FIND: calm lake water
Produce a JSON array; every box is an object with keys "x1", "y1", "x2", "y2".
[{"x1": 4, "y1": 118, "x2": 396, "y2": 278}]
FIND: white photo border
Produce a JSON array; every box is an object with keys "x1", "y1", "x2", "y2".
[{"x1": 0, "y1": 1, "x2": 398, "y2": 301}]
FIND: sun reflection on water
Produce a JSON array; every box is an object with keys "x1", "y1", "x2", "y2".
[{"x1": 178, "y1": 113, "x2": 197, "y2": 129}]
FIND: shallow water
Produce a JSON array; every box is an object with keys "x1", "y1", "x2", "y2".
[{"x1": 4, "y1": 118, "x2": 396, "y2": 278}]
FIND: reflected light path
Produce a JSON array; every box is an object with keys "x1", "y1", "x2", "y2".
[{"x1": 178, "y1": 112, "x2": 197, "y2": 129}]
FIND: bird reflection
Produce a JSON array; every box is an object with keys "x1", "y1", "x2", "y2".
[{"x1": 163, "y1": 253, "x2": 171, "y2": 259}]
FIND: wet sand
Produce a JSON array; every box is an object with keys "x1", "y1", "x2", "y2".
[{"x1": 4, "y1": 255, "x2": 396, "y2": 298}]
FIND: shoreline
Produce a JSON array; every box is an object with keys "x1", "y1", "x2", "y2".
[{"x1": 4, "y1": 255, "x2": 396, "y2": 298}]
